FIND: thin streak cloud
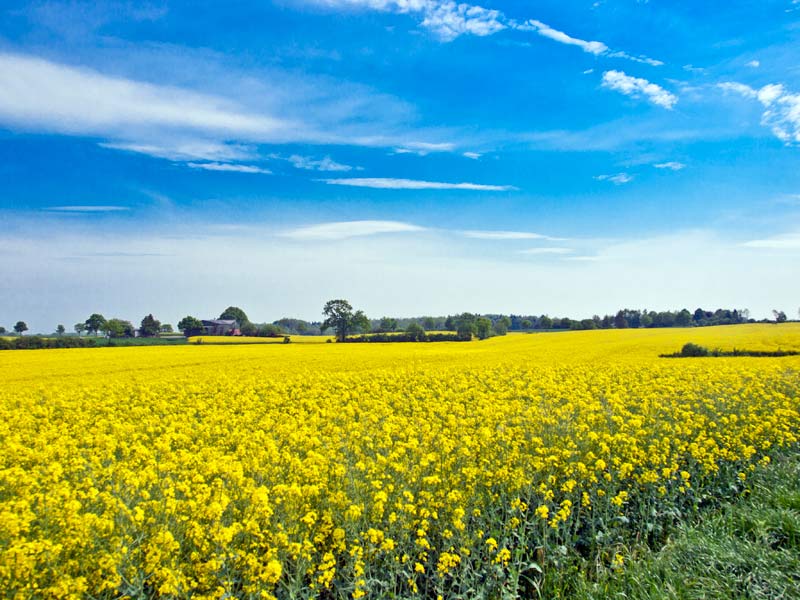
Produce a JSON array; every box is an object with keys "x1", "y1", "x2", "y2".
[
  {"x1": 320, "y1": 178, "x2": 517, "y2": 190},
  {"x1": 280, "y1": 220, "x2": 426, "y2": 240},
  {"x1": 45, "y1": 205, "x2": 130, "y2": 212}
]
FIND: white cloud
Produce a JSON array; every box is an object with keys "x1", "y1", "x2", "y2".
[
  {"x1": 746, "y1": 60, "x2": 761, "y2": 68},
  {"x1": 717, "y1": 81, "x2": 758, "y2": 99},
  {"x1": 607, "y1": 51, "x2": 664, "y2": 67},
  {"x1": 517, "y1": 19, "x2": 607, "y2": 55},
  {"x1": 462, "y1": 151, "x2": 481, "y2": 159},
  {"x1": 298, "y1": 1, "x2": 662, "y2": 65},
  {"x1": 0, "y1": 51, "x2": 435, "y2": 162},
  {"x1": 420, "y1": 1, "x2": 505, "y2": 41},
  {"x1": 601, "y1": 70, "x2": 678, "y2": 109},
  {"x1": 518, "y1": 247, "x2": 574, "y2": 255},
  {"x1": 186, "y1": 162, "x2": 272, "y2": 174},
  {"x1": 741, "y1": 233, "x2": 800, "y2": 249},
  {"x1": 654, "y1": 161, "x2": 686, "y2": 170},
  {"x1": 0, "y1": 52, "x2": 294, "y2": 141},
  {"x1": 461, "y1": 230, "x2": 554, "y2": 240},
  {"x1": 320, "y1": 177, "x2": 517, "y2": 190},
  {"x1": 101, "y1": 141, "x2": 258, "y2": 162},
  {"x1": 562, "y1": 255, "x2": 603, "y2": 261},
  {"x1": 287, "y1": 155, "x2": 355, "y2": 171},
  {"x1": 281, "y1": 220, "x2": 425, "y2": 240},
  {"x1": 718, "y1": 81, "x2": 800, "y2": 144},
  {"x1": 595, "y1": 173, "x2": 634, "y2": 184},
  {"x1": 45, "y1": 205, "x2": 130, "y2": 212},
  {"x1": 393, "y1": 141, "x2": 456, "y2": 155}
]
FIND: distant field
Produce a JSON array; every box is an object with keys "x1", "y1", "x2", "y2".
[
  {"x1": 188, "y1": 334, "x2": 333, "y2": 344},
  {"x1": 1, "y1": 323, "x2": 798, "y2": 598}
]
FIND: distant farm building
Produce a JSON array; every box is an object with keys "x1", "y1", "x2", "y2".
[{"x1": 202, "y1": 319, "x2": 240, "y2": 336}]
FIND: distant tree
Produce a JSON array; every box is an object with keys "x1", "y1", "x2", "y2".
[
  {"x1": 159, "y1": 324, "x2": 174, "y2": 334},
  {"x1": 139, "y1": 314, "x2": 161, "y2": 337},
  {"x1": 352, "y1": 311, "x2": 370, "y2": 335},
  {"x1": 85, "y1": 313, "x2": 107, "y2": 336},
  {"x1": 14, "y1": 321, "x2": 28, "y2": 335},
  {"x1": 422, "y1": 317, "x2": 436, "y2": 331},
  {"x1": 405, "y1": 322, "x2": 426, "y2": 341},
  {"x1": 538, "y1": 315, "x2": 553, "y2": 330},
  {"x1": 56, "y1": 324, "x2": 65, "y2": 336},
  {"x1": 178, "y1": 316, "x2": 205, "y2": 337},
  {"x1": 0, "y1": 326, "x2": 6, "y2": 335},
  {"x1": 693, "y1": 308, "x2": 705, "y2": 323},
  {"x1": 444, "y1": 315, "x2": 456, "y2": 331},
  {"x1": 219, "y1": 307, "x2": 249, "y2": 325},
  {"x1": 773, "y1": 310, "x2": 788, "y2": 323},
  {"x1": 493, "y1": 316, "x2": 511, "y2": 336},
  {"x1": 456, "y1": 322, "x2": 475, "y2": 340},
  {"x1": 675, "y1": 309, "x2": 693, "y2": 327},
  {"x1": 520, "y1": 319, "x2": 532, "y2": 330},
  {"x1": 240, "y1": 322, "x2": 258, "y2": 336},
  {"x1": 640, "y1": 313, "x2": 653, "y2": 328},
  {"x1": 378, "y1": 317, "x2": 398, "y2": 333},
  {"x1": 321, "y1": 299, "x2": 370, "y2": 342},
  {"x1": 257, "y1": 324, "x2": 283, "y2": 337},
  {"x1": 475, "y1": 317, "x2": 493, "y2": 340},
  {"x1": 74, "y1": 323, "x2": 86, "y2": 336},
  {"x1": 104, "y1": 319, "x2": 134, "y2": 338},
  {"x1": 614, "y1": 310, "x2": 628, "y2": 329}
]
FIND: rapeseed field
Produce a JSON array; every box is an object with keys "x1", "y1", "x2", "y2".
[{"x1": 1, "y1": 324, "x2": 799, "y2": 599}]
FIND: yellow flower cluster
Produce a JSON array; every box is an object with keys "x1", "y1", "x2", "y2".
[{"x1": 0, "y1": 324, "x2": 798, "y2": 598}]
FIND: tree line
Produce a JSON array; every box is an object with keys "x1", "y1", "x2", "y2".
[{"x1": 2, "y1": 305, "x2": 796, "y2": 340}]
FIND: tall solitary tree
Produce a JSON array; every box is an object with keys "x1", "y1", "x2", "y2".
[
  {"x1": 321, "y1": 299, "x2": 370, "y2": 342},
  {"x1": 85, "y1": 313, "x2": 106, "y2": 336},
  {"x1": 139, "y1": 314, "x2": 161, "y2": 337},
  {"x1": 74, "y1": 323, "x2": 86, "y2": 336},
  {"x1": 14, "y1": 321, "x2": 28, "y2": 335},
  {"x1": 56, "y1": 324, "x2": 65, "y2": 336}
]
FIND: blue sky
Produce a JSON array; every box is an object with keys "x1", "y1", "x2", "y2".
[{"x1": 1, "y1": 0, "x2": 799, "y2": 331}]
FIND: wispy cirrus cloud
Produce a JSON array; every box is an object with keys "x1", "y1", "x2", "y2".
[
  {"x1": 518, "y1": 247, "x2": 574, "y2": 255},
  {"x1": 461, "y1": 230, "x2": 561, "y2": 240},
  {"x1": 281, "y1": 220, "x2": 425, "y2": 240},
  {"x1": 187, "y1": 162, "x2": 272, "y2": 174},
  {"x1": 297, "y1": 1, "x2": 662, "y2": 65},
  {"x1": 393, "y1": 141, "x2": 456, "y2": 155},
  {"x1": 45, "y1": 205, "x2": 130, "y2": 212},
  {"x1": 0, "y1": 52, "x2": 295, "y2": 142},
  {"x1": 654, "y1": 161, "x2": 686, "y2": 170},
  {"x1": 319, "y1": 177, "x2": 517, "y2": 190},
  {"x1": 516, "y1": 19, "x2": 607, "y2": 55},
  {"x1": 601, "y1": 70, "x2": 678, "y2": 109},
  {"x1": 718, "y1": 81, "x2": 800, "y2": 144},
  {"x1": 287, "y1": 155, "x2": 356, "y2": 171},
  {"x1": 0, "y1": 51, "x2": 441, "y2": 163},
  {"x1": 462, "y1": 151, "x2": 481, "y2": 159},
  {"x1": 594, "y1": 173, "x2": 634, "y2": 185}
]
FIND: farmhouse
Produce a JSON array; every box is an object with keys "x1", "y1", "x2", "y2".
[{"x1": 202, "y1": 319, "x2": 240, "y2": 336}]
